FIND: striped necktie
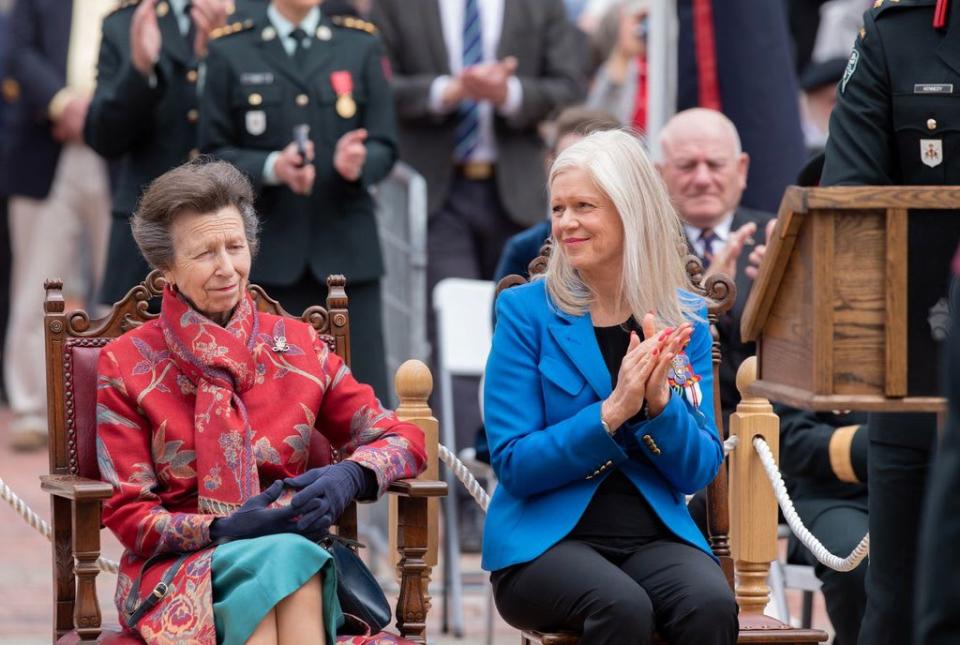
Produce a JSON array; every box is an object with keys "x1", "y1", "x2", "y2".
[
  {"x1": 699, "y1": 228, "x2": 719, "y2": 268},
  {"x1": 454, "y1": 0, "x2": 482, "y2": 161}
]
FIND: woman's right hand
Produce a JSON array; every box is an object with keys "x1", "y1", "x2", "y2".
[
  {"x1": 209, "y1": 481, "x2": 298, "y2": 542},
  {"x1": 601, "y1": 315, "x2": 692, "y2": 430}
]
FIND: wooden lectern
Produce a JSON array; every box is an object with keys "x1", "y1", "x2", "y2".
[
  {"x1": 725, "y1": 186, "x2": 957, "y2": 641},
  {"x1": 742, "y1": 186, "x2": 959, "y2": 413}
]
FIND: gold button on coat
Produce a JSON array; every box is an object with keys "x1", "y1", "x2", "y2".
[
  {"x1": 187, "y1": 109, "x2": 199, "y2": 123},
  {"x1": 186, "y1": 70, "x2": 198, "y2": 83},
  {"x1": 927, "y1": 118, "x2": 938, "y2": 131},
  {"x1": 296, "y1": 94, "x2": 309, "y2": 107},
  {"x1": 249, "y1": 93, "x2": 262, "y2": 106}
]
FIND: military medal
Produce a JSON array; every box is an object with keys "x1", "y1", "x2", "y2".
[
  {"x1": 921, "y1": 139, "x2": 943, "y2": 168},
  {"x1": 667, "y1": 352, "x2": 703, "y2": 410},
  {"x1": 330, "y1": 71, "x2": 356, "y2": 119}
]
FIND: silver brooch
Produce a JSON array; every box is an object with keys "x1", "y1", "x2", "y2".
[{"x1": 271, "y1": 336, "x2": 289, "y2": 353}]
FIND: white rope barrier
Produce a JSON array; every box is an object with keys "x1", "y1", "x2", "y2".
[
  {"x1": 751, "y1": 436, "x2": 869, "y2": 572},
  {"x1": 723, "y1": 435, "x2": 738, "y2": 456},
  {"x1": 0, "y1": 475, "x2": 119, "y2": 574},
  {"x1": 438, "y1": 444, "x2": 490, "y2": 513}
]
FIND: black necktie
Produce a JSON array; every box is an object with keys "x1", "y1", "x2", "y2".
[
  {"x1": 183, "y1": 1, "x2": 197, "y2": 54},
  {"x1": 291, "y1": 27, "x2": 308, "y2": 68}
]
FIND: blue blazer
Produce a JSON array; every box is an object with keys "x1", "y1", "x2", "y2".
[{"x1": 481, "y1": 279, "x2": 723, "y2": 572}]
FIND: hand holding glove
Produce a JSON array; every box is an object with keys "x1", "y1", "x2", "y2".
[
  {"x1": 284, "y1": 461, "x2": 369, "y2": 535},
  {"x1": 209, "y1": 480, "x2": 297, "y2": 542}
]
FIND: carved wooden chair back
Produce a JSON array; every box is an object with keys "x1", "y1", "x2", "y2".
[
  {"x1": 496, "y1": 240, "x2": 737, "y2": 645},
  {"x1": 42, "y1": 271, "x2": 358, "y2": 643}
]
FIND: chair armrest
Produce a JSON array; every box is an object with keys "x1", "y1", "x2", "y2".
[
  {"x1": 40, "y1": 474, "x2": 114, "y2": 501},
  {"x1": 387, "y1": 478, "x2": 447, "y2": 497}
]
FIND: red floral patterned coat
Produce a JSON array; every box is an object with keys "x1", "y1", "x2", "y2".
[{"x1": 96, "y1": 302, "x2": 426, "y2": 643}]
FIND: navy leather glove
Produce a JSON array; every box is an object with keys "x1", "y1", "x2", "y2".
[
  {"x1": 209, "y1": 481, "x2": 297, "y2": 542},
  {"x1": 285, "y1": 461, "x2": 369, "y2": 535}
]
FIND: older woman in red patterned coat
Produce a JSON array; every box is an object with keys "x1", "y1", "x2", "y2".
[{"x1": 95, "y1": 160, "x2": 426, "y2": 645}]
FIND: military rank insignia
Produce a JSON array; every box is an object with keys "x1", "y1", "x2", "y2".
[
  {"x1": 667, "y1": 352, "x2": 702, "y2": 410},
  {"x1": 330, "y1": 71, "x2": 356, "y2": 119}
]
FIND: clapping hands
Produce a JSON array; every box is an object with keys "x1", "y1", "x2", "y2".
[
  {"x1": 600, "y1": 313, "x2": 694, "y2": 431},
  {"x1": 441, "y1": 56, "x2": 518, "y2": 108}
]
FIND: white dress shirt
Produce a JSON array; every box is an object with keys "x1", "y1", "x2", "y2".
[{"x1": 429, "y1": 0, "x2": 523, "y2": 163}]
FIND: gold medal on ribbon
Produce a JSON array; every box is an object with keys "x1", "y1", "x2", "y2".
[
  {"x1": 330, "y1": 71, "x2": 356, "y2": 119},
  {"x1": 336, "y1": 94, "x2": 356, "y2": 119}
]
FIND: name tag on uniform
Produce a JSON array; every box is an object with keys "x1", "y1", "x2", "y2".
[
  {"x1": 914, "y1": 83, "x2": 954, "y2": 94},
  {"x1": 241, "y1": 73, "x2": 274, "y2": 85}
]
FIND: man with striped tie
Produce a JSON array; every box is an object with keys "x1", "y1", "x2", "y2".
[
  {"x1": 370, "y1": 0, "x2": 585, "y2": 473},
  {"x1": 656, "y1": 108, "x2": 773, "y2": 425}
]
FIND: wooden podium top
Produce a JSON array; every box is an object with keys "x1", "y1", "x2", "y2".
[{"x1": 740, "y1": 186, "x2": 960, "y2": 413}]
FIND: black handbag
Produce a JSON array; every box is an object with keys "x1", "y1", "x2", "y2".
[{"x1": 318, "y1": 534, "x2": 392, "y2": 635}]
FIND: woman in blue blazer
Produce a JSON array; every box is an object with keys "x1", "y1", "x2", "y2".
[{"x1": 483, "y1": 130, "x2": 737, "y2": 644}]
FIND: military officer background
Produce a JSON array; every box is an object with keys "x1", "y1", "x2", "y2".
[
  {"x1": 821, "y1": 1, "x2": 958, "y2": 644},
  {"x1": 85, "y1": 0, "x2": 263, "y2": 306},
  {"x1": 199, "y1": 0, "x2": 397, "y2": 398}
]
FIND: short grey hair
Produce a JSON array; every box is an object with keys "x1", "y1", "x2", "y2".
[
  {"x1": 132, "y1": 159, "x2": 260, "y2": 270},
  {"x1": 656, "y1": 108, "x2": 743, "y2": 161}
]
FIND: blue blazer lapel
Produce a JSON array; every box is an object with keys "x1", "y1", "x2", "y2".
[{"x1": 548, "y1": 312, "x2": 612, "y2": 400}]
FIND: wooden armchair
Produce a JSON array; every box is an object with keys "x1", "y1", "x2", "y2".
[
  {"x1": 41, "y1": 271, "x2": 446, "y2": 645},
  {"x1": 498, "y1": 243, "x2": 826, "y2": 645}
]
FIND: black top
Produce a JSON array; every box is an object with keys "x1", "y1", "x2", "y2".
[{"x1": 565, "y1": 322, "x2": 670, "y2": 548}]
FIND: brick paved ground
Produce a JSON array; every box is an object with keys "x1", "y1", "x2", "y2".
[{"x1": 0, "y1": 405, "x2": 833, "y2": 644}]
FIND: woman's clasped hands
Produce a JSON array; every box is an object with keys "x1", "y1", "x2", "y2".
[
  {"x1": 210, "y1": 461, "x2": 368, "y2": 542},
  {"x1": 600, "y1": 313, "x2": 694, "y2": 432}
]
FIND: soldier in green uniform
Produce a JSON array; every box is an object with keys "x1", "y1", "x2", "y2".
[
  {"x1": 198, "y1": 0, "x2": 397, "y2": 398},
  {"x1": 821, "y1": 1, "x2": 956, "y2": 644},
  {"x1": 85, "y1": 0, "x2": 264, "y2": 305}
]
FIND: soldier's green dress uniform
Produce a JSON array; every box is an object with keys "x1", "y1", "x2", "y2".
[
  {"x1": 821, "y1": 1, "x2": 956, "y2": 644},
  {"x1": 198, "y1": 5, "x2": 397, "y2": 398},
  {"x1": 85, "y1": 0, "x2": 264, "y2": 305}
]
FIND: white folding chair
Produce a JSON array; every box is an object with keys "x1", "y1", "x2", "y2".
[
  {"x1": 769, "y1": 524, "x2": 824, "y2": 627},
  {"x1": 432, "y1": 278, "x2": 496, "y2": 637}
]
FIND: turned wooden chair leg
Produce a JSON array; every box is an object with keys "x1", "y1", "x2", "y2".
[
  {"x1": 396, "y1": 495, "x2": 430, "y2": 644},
  {"x1": 72, "y1": 499, "x2": 103, "y2": 644}
]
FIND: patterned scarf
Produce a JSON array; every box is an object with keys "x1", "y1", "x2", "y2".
[{"x1": 159, "y1": 286, "x2": 261, "y2": 515}]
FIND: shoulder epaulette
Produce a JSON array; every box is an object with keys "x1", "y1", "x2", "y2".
[
  {"x1": 872, "y1": 0, "x2": 936, "y2": 15},
  {"x1": 330, "y1": 15, "x2": 378, "y2": 35},
  {"x1": 210, "y1": 19, "x2": 255, "y2": 40},
  {"x1": 106, "y1": 0, "x2": 141, "y2": 17}
]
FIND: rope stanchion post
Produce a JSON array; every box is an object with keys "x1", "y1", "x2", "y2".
[
  {"x1": 729, "y1": 356, "x2": 779, "y2": 617},
  {"x1": 390, "y1": 358, "x2": 439, "y2": 625}
]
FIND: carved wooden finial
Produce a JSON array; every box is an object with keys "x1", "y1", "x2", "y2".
[
  {"x1": 396, "y1": 360, "x2": 433, "y2": 409},
  {"x1": 44, "y1": 279, "x2": 65, "y2": 314},
  {"x1": 736, "y1": 355, "x2": 758, "y2": 399},
  {"x1": 326, "y1": 274, "x2": 348, "y2": 309}
]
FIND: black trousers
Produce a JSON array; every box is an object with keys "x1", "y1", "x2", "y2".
[
  {"x1": 857, "y1": 413, "x2": 936, "y2": 645},
  {"x1": 491, "y1": 539, "x2": 738, "y2": 645},
  {"x1": 265, "y1": 272, "x2": 388, "y2": 401},
  {"x1": 789, "y1": 505, "x2": 868, "y2": 645}
]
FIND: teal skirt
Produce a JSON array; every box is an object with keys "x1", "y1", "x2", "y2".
[{"x1": 211, "y1": 533, "x2": 344, "y2": 645}]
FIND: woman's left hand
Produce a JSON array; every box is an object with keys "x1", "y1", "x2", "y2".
[
  {"x1": 644, "y1": 326, "x2": 693, "y2": 418},
  {"x1": 284, "y1": 461, "x2": 368, "y2": 535}
]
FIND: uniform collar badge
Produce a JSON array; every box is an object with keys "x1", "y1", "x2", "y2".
[
  {"x1": 317, "y1": 25, "x2": 332, "y2": 41},
  {"x1": 262, "y1": 25, "x2": 277, "y2": 41}
]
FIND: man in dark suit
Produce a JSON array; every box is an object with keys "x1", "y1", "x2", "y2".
[
  {"x1": 85, "y1": 0, "x2": 248, "y2": 308},
  {"x1": 199, "y1": 0, "x2": 397, "y2": 398},
  {"x1": 656, "y1": 107, "x2": 774, "y2": 424},
  {"x1": 820, "y1": 2, "x2": 956, "y2": 643},
  {"x1": 370, "y1": 0, "x2": 585, "y2": 466},
  {"x1": 4, "y1": 0, "x2": 114, "y2": 451}
]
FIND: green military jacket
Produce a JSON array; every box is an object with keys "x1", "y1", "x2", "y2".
[{"x1": 199, "y1": 10, "x2": 397, "y2": 286}]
